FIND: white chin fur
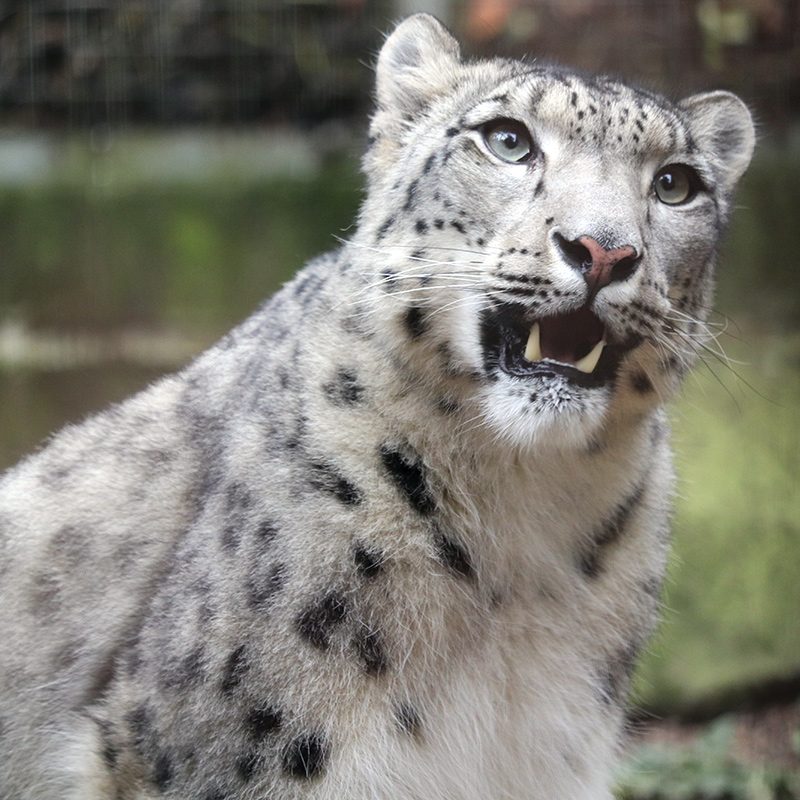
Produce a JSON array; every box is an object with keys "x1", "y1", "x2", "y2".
[{"x1": 480, "y1": 379, "x2": 610, "y2": 450}]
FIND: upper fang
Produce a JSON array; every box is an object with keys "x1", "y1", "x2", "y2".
[
  {"x1": 524, "y1": 323, "x2": 542, "y2": 362},
  {"x1": 574, "y1": 339, "x2": 606, "y2": 373}
]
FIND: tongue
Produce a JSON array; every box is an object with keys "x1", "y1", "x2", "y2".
[{"x1": 539, "y1": 306, "x2": 605, "y2": 362}]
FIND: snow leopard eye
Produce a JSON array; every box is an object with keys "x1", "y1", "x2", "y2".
[
  {"x1": 482, "y1": 119, "x2": 534, "y2": 164},
  {"x1": 653, "y1": 164, "x2": 702, "y2": 205}
]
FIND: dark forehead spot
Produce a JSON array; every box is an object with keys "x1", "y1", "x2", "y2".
[
  {"x1": 308, "y1": 461, "x2": 363, "y2": 506},
  {"x1": 423, "y1": 153, "x2": 437, "y2": 173},
  {"x1": 433, "y1": 530, "x2": 474, "y2": 579},
  {"x1": 247, "y1": 706, "x2": 283, "y2": 740},
  {"x1": 354, "y1": 627, "x2": 389, "y2": 677},
  {"x1": 380, "y1": 445, "x2": 435, "y2": 516},
  {"x1": 395, "y1": 702, "x2": 422, "y2": 737},
  {"x1": 377, "y1": 215, "x2": 395, "y2": 241},
  {"x1": 296, "y1": 591, "x2": 349, "y2": 650},
  {"x1": 354, "y1": 543, "x2": 385, "y2": 578},
  {"x1": 404, "y1": 305, "x2": 428, "y2": 339},
  {"x1": 220, "y1": 644, "x2": 249, "y2": 696},
  {"x1": 283, "y1": 733, "x2": 329, "y2": 780},
  {"x1": 445, "y1": 126, "x2": 459, "y2": 137},
  {"x1": 545, "y1": 216, "x2": 554, "y2": 225},
  {"x1": 415, "y1": 219, "x2": 428, "y2": 234},
  {"x1": 570, "y1": 91, "x2": 578, "y2": 106}
]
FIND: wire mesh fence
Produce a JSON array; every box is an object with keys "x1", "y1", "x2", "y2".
[{"x1": 0, "y1": 0, "x2": 797, "y2": 129}]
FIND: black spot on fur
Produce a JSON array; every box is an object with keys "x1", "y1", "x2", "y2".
[
  {"x1": 534, "y1": 179, "x2": 544, "y2": 197},
  {"x1": 354, "y1": 543, "x2": 384, "y2": 578},
  {"x1": 580, "y1": 485, "x2": 645, "y2": 577},
  {"x1": 434, "y1": 218, "x2": 444, "y2": 229},
  {"x1": 220, "y1": 524, "x2": 240, "y2": 553},
  {"x1": 247, "y1": 706, "x2": 283, "y2": 740},
  {"x1": 631, "y1": 371, "x2": 654, "y2": 394},
  {"x1": 126, "y1": 705, "x2": 153, "y2": 753},
  {"x1": 377, "y1": 215, "x2": 395, "y2": 240},
  {"x1": 154, "y1": 751, "x2": 173, "y2": 791},
  {"x1": 423, "y1": 153, "x2": 437, "y2": 173},
  {"x1": 297, "y1": 591, "x2": 348, "y2": 649},
  {"x1": 248, "y1": 562, "x2": 287, "y2": 609},
  {"x1": 404, "y1": 178, "x2": 419, "y2": 211},
  {"x1": 283, "y1": 733, "x2": 329, "y2": 779},
  {"x1": 355, "y1": 627, "x2": 388, "y2": 676},
  {"x1": 415, "y1": 218, "x2": 428, "y2": 233},
  {"x1": 395, "y1": 703, "x2": 421, "y2": 737},
  {"x1": 99, "y1": 725, "x2": 118, "y2": 768},
  {"x1": 433, "y1": 530, "x2": 473, "y2": 579},
  {"x1": 450, "y1": 219, "x2": 466, "y2": 235},
  {"x1": 256, "y1": 519, "x2": 279, "y2": 545},
  {"x1": 380, "y1": 445, "x2": 435, "y2": 515},
  {"x1": 570, "y1": 91, "x2": 578, "y2": 106},
  {"x1": 404, "y1": 305, "x2": 428, "y2": 339},
  {"x1": 438, "y1": 396, "x2": 460, "y2": 415},
  {"x1": 545, "y1": 216, "x2": 554, "y2": 225},
  {"x1": 220, "y1": 645, "x2": 249, "y2": 695},
  {"x1": 445, "y1": 126, "x2": 459, "y2": 137},
  {"x1": 202, "y1": 788, "x2": 229, "y2": 800},
  {"x1": 236, "y1": 751, "x2": 259, "y2": 782},
  {"x1": 309, "y1": 461, "x2": 363, "y2": 506},
  {"x1": 323, "y1": 368, "x2": 365, "y2": 406}
]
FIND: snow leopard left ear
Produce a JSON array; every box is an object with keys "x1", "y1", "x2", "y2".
[
  {"x1": 375, "y1": 14, "x2": 461, "y2": 123},
  {"x1": 680, "y1": 91, "x2": 755, "y2": 193}
]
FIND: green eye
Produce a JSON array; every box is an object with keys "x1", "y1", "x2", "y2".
[
  {"x1": 653, "y1": 164, "x2": 701, "y2": 205},
  {"x1": 482, "y1": 119, "x2": 534, "y2": 164}
]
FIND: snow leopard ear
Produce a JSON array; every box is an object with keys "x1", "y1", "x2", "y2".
[
  {"x1": 680, "y1": 91, "x2": 755, "y2": 192},
  {"x1": 375, "y1": 14, "x2": 461, "y2": 122}
]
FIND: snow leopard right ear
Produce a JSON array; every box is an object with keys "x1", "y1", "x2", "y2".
[{"x1": 374, "y1": 14, "x2": 461, "y2": 126}]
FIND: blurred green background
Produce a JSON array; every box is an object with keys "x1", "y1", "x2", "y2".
[{"x1": 0, "y1": 1, "x2": 798, "y2": 796}]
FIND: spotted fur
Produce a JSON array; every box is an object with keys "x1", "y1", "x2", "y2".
[{"x1": 0, "y1": 14, "x2": 753, "y2": 800}]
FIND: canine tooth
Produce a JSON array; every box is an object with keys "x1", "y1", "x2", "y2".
[
  {"x1": 524, "y1": 323, "x2": 542, "y2": 362},
  {"x1": 575, "y1": 340, "x2": 606, "y2": 374}
]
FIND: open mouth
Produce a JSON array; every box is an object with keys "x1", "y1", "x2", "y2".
[{"x1": 481, "y1": 303, "x2": 639, "y2": 388}]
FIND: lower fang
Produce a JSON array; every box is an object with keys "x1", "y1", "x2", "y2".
[
  {"x1": 574, "y1": 340, "x2": 606, "y2": 374},
  {"x1": 524, "y1": 323, "x2": 542, "y2": 362}
]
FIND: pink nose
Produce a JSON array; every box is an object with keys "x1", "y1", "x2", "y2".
[{"x1": 554, "y1": 233, "x2": 640, "y2": 296}]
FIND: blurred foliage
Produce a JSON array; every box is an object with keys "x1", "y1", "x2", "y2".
[
  {"x1": 0, "y1": 1, "x2": 797, "y2": 130},
  {"x1": 633, "y1": 334, "x2": 800, "y2": 711},
  {"x1": 616, "y1": 717, "x2": 800, "y2": 799},
  {"x1": 0, "y1": 155, "x2": 361, "y2": 333}
]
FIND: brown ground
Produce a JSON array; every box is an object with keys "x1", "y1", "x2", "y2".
[{"x1": 629, "y1": 702, "x2": 800, "y2": 771}]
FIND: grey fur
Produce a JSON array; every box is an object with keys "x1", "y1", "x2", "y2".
[{"x1": 0, "y1": 14, "x2": 753, "y2": 800}]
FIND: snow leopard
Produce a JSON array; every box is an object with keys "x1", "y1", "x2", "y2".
[{"x1": 0, "y1": 13, "x2": 754, "y2": 800}]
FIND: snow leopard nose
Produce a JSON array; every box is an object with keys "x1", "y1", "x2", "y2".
[{"x1": 554, "y1": 233, "x2": 640, "y2": 296}]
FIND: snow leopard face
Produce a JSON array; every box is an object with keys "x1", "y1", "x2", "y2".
[{"x1": 358, "y1": 14, "x2": 754, "y2": 449}]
